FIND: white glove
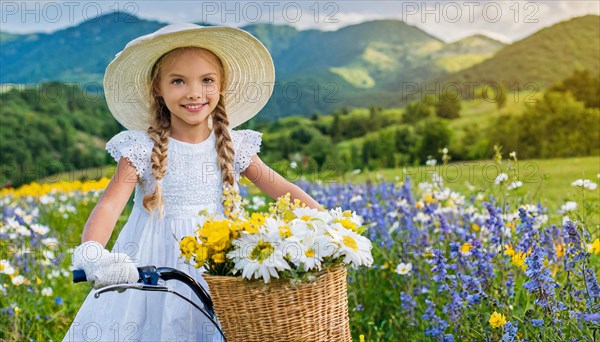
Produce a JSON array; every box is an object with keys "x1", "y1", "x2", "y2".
[{"x1": 72, "y1": 241, "x2": 139, "y2": 289}]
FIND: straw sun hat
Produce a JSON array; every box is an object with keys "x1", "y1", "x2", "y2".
[{"x1": 103, "y1": 23, "x2": 275, "y2": 130}]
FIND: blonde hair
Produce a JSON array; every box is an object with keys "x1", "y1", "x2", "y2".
[{"x1": 143, "y1": 47, "x2": 236, "y2": 217}]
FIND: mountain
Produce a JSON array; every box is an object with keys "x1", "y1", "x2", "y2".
[
  {"x1": 432, "y1": 34, "x2": 506, "y2": 73},
  {"x1": 3, "y1": 13, "x2": 596, "y2": 119},
  {"x1": 1, "y1": 12, "x2": 164, "y2": 84},
  {"x1": 2, "y1": 14, "x2": 465, "y2": 118},
  {"x1": 0, "y1": 32, "x2": 23, "y2": 43},
  {"x1": 442, "y1": 15, "x2": 600, "y2": 88}
]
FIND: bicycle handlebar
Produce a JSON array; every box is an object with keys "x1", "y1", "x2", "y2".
[{"x1": 72, "y1": 266, "x2": 215, "y2": 324}]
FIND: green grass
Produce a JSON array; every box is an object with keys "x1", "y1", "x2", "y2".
[
  {"x1": 339, "y1": 156, "x2": 600, "y2": 226},
  {"x1": 39, "y1": 156, "x2": 599, "y2": 226}
]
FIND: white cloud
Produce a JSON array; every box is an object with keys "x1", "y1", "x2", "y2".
[{"x1": 0, "y1": 0, "x2": 597, "y2": 43}]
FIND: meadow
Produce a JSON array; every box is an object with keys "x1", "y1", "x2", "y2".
[{"x1": 1, "y1": 152, "x2": 598, "y2": 341}]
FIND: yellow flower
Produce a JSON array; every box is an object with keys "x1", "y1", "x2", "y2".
[
  {"x1": 278, "y1": 224, "x2": 292, "y2": 238},
  {"x1": 359, "y1": 334, "x2": 365, "y2": 342},
  {"x1": 505, "y1": 221, "x2": 515, "y2": 231},
  {"x1": 250, "y1": 212, "x2": 266, "y2": 225},
  {"x1": 460, "y1": 242, "x2": 472, "y2": 256},
  {"x1": 511, "y1": 252, "x2": 527, "y2": 271},
  {"x1": 504, "y1": 244, "x2": 515, "y2": 257},
  {"x1": 489, "y1": 311, "x2": 507, "y2": 328},
  {"x1": 555, "y1": 243, "x2": 565, "y2": 258},
  {"x1": 589, "y1": 238, "x2": 600, "y2": 255},
  {"x1": 472, "y1": 223, "x2": 480, "y2": 232},
  {"x1": 423, "y1": 194, "x2": 435, "y2": 204},
  {"x1": 179, "y1": 236, "x2": 199, "y2": 260},
  {"x1": 201, "y1": 219, "x2": 231, "y2": 251},
  {"x1": 36, "y1": 276, "x2": 42, "y2": 285},
  {"x1": 194, "y1": 245, "x2": 209, "y2": 265},
  {"x1": 212, "y1": 252, "x2": 226, "y2": 264}
]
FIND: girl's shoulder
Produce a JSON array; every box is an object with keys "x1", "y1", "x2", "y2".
[
  {"x1": 105, "y1": 130, "x2": 154, "y2": 177},
  {"x1": 229, "y1": 128, "x2": 263, "y2": 147},
  {"x1": 107, "y1": 130, "x2": 153, "y2": 146},
  {"x1": 229, "y1": 128, "x2": 263, "y2": 175}
]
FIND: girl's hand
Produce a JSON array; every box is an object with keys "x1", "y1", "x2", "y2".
[{"x1": 72, "y1": 241, "x2": 139, "y2": 289}]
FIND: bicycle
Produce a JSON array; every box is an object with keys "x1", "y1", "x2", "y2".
[{"x1": 72, "y1": 266, "x2": 227, "y2": 341}]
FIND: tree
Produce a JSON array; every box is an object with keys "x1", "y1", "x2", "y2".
[
  {"x1": 435, "y1": 93, "x2": 461, "y2": 119},
  {"x1": 551, "y1": 69, "x2": 600, "y2": 108},
  {"x1": 402, "y1": 100, "x2": 433, "y2": 124},
  {"x1": 416, "y1": 118, "x2": 452, "y2": 162}
]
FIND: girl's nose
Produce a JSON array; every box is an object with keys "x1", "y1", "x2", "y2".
[{"x1": 186, "y1": 82, "x2": 205, "y2": 100}]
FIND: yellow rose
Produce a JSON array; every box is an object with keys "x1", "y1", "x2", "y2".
[{"x1": 489, "y1": 311, "x2": 507, "y2": 329}]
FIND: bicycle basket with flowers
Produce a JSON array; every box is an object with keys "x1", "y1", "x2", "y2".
[{"x1": 179, "y1": 186, "x2": 374, "y2": 341}]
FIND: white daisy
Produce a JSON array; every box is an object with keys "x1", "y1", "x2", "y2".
[
  {"x1": 507, "y1": 181, "x2": 522, "y2": 190},
  {"x1": 11, "y1": 275, "x2": 25, "y2": 286},
  {"x1": 283, "y1": 232, "x2": 336, "y2": 272},
  {"x1": 329, "y1": 208, "x2": 364, "y2": 230},
  {"x1": 558, "y1": 201, "x2": 577, "y2": 213},
  {"x1": 395, "y1": 262, "x2": 412, "y2": 275},
  {"x1": 328, "y1": 227, "x2": 373, "y2": 268},
  {"x1": 0, "y1": 260, "x2": 15, "y2": 275},
  {"x1": 41, "y1": 287, "x2": 53, "y2": 296},
  {"x1": 227, "y1": 233, "x2": 290, "y2": 283},
  {"x1": 30, "y1": 223, "x2": 50, "y2": 235},
  {"x1": 293, "y1": 207, "x2": 332, "y2": 223},
  {"x1": 495, "y1": 173, "x2": 508, "y2": 184}
]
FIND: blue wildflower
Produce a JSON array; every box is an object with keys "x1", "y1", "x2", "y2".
[
  {"x1": 353, "y1": 304, "x2": 364, "y2": 311},
  {"x1": 500, "y1": 321, "x2": 518, "y2": 342},
  {"x1": 429, "y1": 249, "x2": 450, "y2": 293},
  {"x1": 530, "y1": 319, "x2": 544, "y2": 327},
  {"x1": 400, "y1": 292, "x2": 416, "y2": 315},
  {"x1": 422, "y1": 300, "x2": 448, "y2": 338},
  {"x1": 443, "y1": 290, "x2": 464, "y2": 321},
  {"x1": 466, "y1": 293, "x2": 480, "y2": 306},
  {"x1": 505, "y1": 274, "x2": 515, "y2": 298},
  {"x1": 584, "y1": 268, "x2": 600, "y2": 299}
]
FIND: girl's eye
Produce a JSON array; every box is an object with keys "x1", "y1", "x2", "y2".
[
  {"x1": 171, "y1": 79, "x2": 184, "y2": 85},
  {"x1": 204, "y1": 78, "x2": 215, "y2": 84}
]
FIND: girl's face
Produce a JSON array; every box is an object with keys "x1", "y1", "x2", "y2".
[{"x1": 156, "y1": 49, "x2": 222, "y2": 132}]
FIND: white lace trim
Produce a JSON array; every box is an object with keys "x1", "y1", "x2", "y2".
[
  {"x1": 232, "y1": 129, "x2": 263, "y2": 177},
  {"x1": 105, "y1": 130, "x2": 153, "y2": 178}
]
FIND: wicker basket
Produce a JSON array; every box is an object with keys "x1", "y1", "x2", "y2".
[{"x1": 202, "y1": 265, "x2": 352, "y2": 342}]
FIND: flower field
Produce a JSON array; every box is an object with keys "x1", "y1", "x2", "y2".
[{"x1": 1, "y1": 156, "x2": 599, "y2": 341}]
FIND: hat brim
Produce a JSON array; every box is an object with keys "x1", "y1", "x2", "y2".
[{"x1": 103, "y1": 25, "x2": 275, "y2": 130}]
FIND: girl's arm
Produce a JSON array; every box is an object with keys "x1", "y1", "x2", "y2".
[
  {"x1": 81, "y1": 157, "x2": 138, "y2": 247},
  {"x1": 241, "y1": 155, "x2": 323, "y2": 210}
]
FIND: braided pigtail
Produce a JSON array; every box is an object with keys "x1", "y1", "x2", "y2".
[
  {"x1": 212, "y1": 94, "x2": 237, "y2": 216},
  {"x1": 143, "y1": 53, "x2": 173, "y2": 218}
]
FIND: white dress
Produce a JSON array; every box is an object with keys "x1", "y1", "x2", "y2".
[{"x1": 63, "y1": 128, "x2": 262, "y2": 342}]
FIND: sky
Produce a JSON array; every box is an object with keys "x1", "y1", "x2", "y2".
[{"x1": 1, "y1": 1, "x2": 599, "y2": 43}]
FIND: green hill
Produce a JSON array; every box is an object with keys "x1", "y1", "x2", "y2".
[
  {"x1": 433, "y1": 34, "x2": 506, "y2": 73},
  {"x1": 0, "y1": 83, "x2": 121, "y2": 187},
  {"x1": 1, "y1": 14, "x2": 507, "y2": 120},
  {"x1": 442, "y1": 15, "x2": 600, "y2": 88}
]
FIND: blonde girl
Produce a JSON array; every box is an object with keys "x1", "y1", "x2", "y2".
[{"x1": 64, "y1": 23, "x2": 321, "y2": 341}]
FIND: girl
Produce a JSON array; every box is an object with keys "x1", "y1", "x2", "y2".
[{"x1": 64, "y1": 23, "x2": 321, "y2": 341}]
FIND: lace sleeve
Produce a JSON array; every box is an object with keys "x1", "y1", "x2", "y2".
[
  {"x1": 105, "y1": 130, "x2": 153, "y2": 178},
  {"x1": 232, "y1": 129, "x2": 263, "y2": 175}
]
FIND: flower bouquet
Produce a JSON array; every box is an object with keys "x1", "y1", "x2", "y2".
[{"x1": 179, "y1": 187, "x2": 374, "y2": 341}]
